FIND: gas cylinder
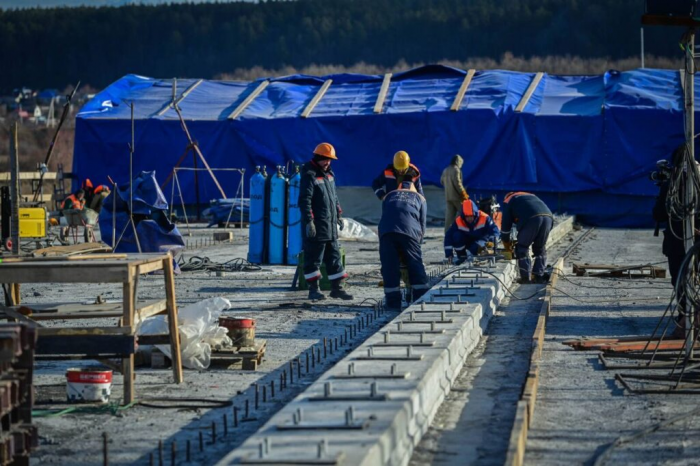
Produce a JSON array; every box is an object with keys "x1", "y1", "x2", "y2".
[
  {"x1": 286, "y1": 166, "x2": 302, "y2": 265},
  {"x1": 268, "y1": 166, "x2": 288, "y2": 265},
  {"x1": 247, "y1": 166, "x2": 266, "y2": 264}
]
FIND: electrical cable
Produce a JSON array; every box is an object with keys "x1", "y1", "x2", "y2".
[{"x1": 177, "y1": 255, "x2": 262, "y2": 273}]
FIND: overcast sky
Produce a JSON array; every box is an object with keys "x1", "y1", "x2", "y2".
[{"x1": 0, "y1": 0, "x2": 257, "y2": 9}]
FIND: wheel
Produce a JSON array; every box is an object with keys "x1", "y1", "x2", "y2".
[{"x1": 3, "y1": 238, "x2": 11, "y2": 251}]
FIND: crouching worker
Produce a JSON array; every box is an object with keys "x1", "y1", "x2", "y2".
[
  {"x1": 300, "y1": 142, "x2": 353, "y2": 301},
  {"x1": 379, "y1": 181, "x2": 429, "y2": 311},
  {"x1": 501, "y1": 192, "x2": 553, "y2": 284},
  {"x1": 444, "y1": 199, "x2": 500, "y2": 265}
]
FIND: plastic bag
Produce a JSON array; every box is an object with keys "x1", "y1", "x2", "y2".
[
  {"x1": 137, "y1": 297, "x2": 232, "y2": 370},
  {"x1": 338, "y1": 218, "x2": 378, "y2": 242}
]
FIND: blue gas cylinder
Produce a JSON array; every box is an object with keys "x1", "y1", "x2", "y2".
[
  {"x1": 268, "y1": 166, "x2": 288, "y2": 265},
  {"x1": 286, "y1": 166, "x2": 302, "y2": 265},
  {"x1": 247, "y1": 166, "x2": 267, "y2": 264}
]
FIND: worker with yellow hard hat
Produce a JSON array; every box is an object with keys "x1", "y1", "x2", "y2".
[
  {"x1": 371, "y1": 150, "x2": 424, "y2": 200},
  {"x1": 299, "y1": 142, "x2": 353, "y2": 301}
]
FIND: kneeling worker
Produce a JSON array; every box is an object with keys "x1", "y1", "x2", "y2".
[
  {"x1": 501, "y1": 192, "x2": 553, "y2": 284},
  {"x1": 444, "y1": 199, "x2": 500, "y2": 264},
  {"x1": 300, "y1": 142, "x2": 353, "y2": 301},
  {"x1": 379, "y1": 181, "x2": 429, "y2": 310},
  {"x1": 372, "y1": 151, "x2": 424, "y2": 200}
]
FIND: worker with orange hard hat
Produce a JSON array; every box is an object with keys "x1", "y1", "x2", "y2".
[
  {"x1": 299, "y1": 142, "x2": 353, "y2": 301},
  {"x1": 371, "y1": 151, "x2": 424, "y2": 200}
]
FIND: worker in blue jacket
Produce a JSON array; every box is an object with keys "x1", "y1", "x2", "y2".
[
  {"x1": 444, "y1": 200, "x2": 500, "y2": 264},
  {"x1": 378, "y1": 181, "x2": 429, "y2": 310},
  {"x1": 372, "y1": 151, "x2": 424, "y2": 200},
  {"x1": 500, "y1": 192, "x2": 553, "y2": 284}
]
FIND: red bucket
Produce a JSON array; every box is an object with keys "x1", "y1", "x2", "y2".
[{"x1": 219, "y1": 317, "x2": 256, "y2": 347}]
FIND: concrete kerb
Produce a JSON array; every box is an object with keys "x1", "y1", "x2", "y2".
[
  {"x1": 217, "y1": 262, "x2": 517, "y2": 466},
  {"x1": 215, "y1": 216, "x2": 573, "y2": 466}
]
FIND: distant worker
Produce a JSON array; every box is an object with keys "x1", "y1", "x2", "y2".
[
  {"x1": 372, "y1": 151, "x2": 424, "y2": 200},
  {"x1": 61, "y1": 189, "x2": 85, "y2": 211},
  {"x1": 379, "y1": 181, "x2": 429, "y2": 310},
  {"x1": 500, "y1": 192, "x2": 553, "y2": 284},
  {"x1": 440, "y1": 155, "x2": 469, "y2": 232},
  {"x1": 444, "y1": 199, "x2": 500, "y2": 265},
  {"x1": 300, "y1": 142, "x2": 353, "y2": 301},
  {"x1": 82, "y1": 179, "x2": 111, "y2": 213}
]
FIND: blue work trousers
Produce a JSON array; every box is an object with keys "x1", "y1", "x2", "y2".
[{"x1": 380, "y1": 233, "x2": 429, "y2": 308}]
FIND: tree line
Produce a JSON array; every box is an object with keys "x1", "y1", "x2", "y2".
[{"x1": 0, "y1": 0, "x2": 687, "y2": 92}]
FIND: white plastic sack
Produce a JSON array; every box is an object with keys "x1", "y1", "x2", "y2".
[
  {"x1": 137, "y1": 297, "x2": 233, "y2": 370},
  {"x1": 338, "y1": 218, "x2": 378, "y2": 242}
]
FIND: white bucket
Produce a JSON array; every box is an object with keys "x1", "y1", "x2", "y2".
[{"x1": 66, "y1": 368, "x2": 112, "y2": 403}]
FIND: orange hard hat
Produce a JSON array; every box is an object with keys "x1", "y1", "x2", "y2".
[{"x1": 313, "y1": 142, "x2": 337, "y2": 160}]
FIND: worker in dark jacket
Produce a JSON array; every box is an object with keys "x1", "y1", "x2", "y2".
[
  {"x1": 299, "y1": 142, "x2": 353, "y2": 301},
  {"x1": 501, "y1": 192, "x2": 553, "y2": 284},
  {"x1": 652, "y1": 175, "x2": 699, "y2": 337},
  {"x1": 444, "y1": 200, "x2": 500, "y2": 264},
  {"x1": 372, "y1": 151, "x2": 424, "y2": 200},
  {"x1": 379, "y1": 181, "x2": 429, "y2": 310}
]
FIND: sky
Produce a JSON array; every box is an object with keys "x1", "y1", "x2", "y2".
[{"x1": 0, "y1": 0, "x2": 257, "y2": 9}]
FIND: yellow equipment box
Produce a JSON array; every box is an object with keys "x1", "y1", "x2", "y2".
[{"x1": 18, "y1": 207, "x2": 47, "y2": 238}]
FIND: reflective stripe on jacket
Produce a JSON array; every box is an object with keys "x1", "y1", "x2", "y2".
[{"x1": 371, "y1": 163, "x2": 423, "y2": 200}]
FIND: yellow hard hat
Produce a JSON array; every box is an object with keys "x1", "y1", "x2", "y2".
[{"x1": 393, "y1": 151, "x2": 410, "y2": 171}]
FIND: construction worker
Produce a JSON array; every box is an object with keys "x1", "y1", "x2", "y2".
[
  {"x1": 501, "y1": 192, "x2": 553, "y2": 284},
  {"x1": 300, "y1": 142, "x2": 353, "y2": 301},
  {"x1": 82, "y1": 179, "x2": 111, "y2": 213},
  {"x1": 440, "y1": 155, "x2": 469, "y2": 232},
  {"x1": 372, "y1": 151, "x2": 424, "y2": 200},
  {"x1": 379, "y1": 181, "x2": 429, "y2": 310},
  {"x1": 61, "y1": 189, "x2": 85, "y2": 211},
  {"x1": 444, "y1": 199, "x2": 500, "y2": 264}
]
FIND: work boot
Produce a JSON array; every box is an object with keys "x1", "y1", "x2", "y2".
[
  {"x1": 517, "y1": 274, "x2": 532, "y2": 284},
  {"x1": 330, "y1": 280, "x2": 354, "y2": 300},
  {"x1": 308, "y1": 282, "x2": 326, "y2": 301},
  {"x1": 534, "y1": 273, "x2": 550, "y2": 284}
]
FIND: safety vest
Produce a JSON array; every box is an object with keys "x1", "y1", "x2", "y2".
[
  {"x1": 61, "y1": 194, "x2": 85, "y2": 210},
  {"x1": 383, "y1": 163, "x2": 420, "y2": 182},
  {"x1": 456, "y1": 212, "x2": 488, "y2": 232}
]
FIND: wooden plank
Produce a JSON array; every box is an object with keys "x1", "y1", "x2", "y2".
[
  {"x1": 301, "y1": 79, "x2": 332, "y2": 118},
  {"x1": 515, "y1": 72, "x2": 544, "y2": 113},
  {"x1": 228, "y1": 81, "x2": 269, "y2": 120},
  {"x1": 155, "y1": 79, "x2": 204, "y2": 117},
  {"x1": 450, "y1": 69, "x2": 476, "y2": 111},
  {"x1": 1, "y1": 254, "x2": 127, "y2": 263},
  {"x1": 32, "y1": 242, "x2": 112, "y2": 257},
  {"x1": 0, "y1": 172, "x2": 57, "y2": 182},
  {"x1": 29, "y1": 311, "x2": 123, "y2": 321},
  {"x1": 122, "y1": 276, "x2": 136, "y2": 405},
  {"x1": 37, "y1": 326, "x2": 132, "y2": 337},
  {"x1": 374, "y1": 73, "x2": 392, "y2": 114},
  {"x1": 0, "y1": 266, "x2": 129, "y2": 283},
  {"x1": 137, "y1": 299, "x2": 167, "y2": 320},
  {"x1": 505, "y1": 400, "x2": 529, "y2": 466},
  {"x1": 163, "y1": 257, "x2": 184, "y2": 384},
  {"x1": 36, "y1": 334, "x2": 135, "y2": 356}
]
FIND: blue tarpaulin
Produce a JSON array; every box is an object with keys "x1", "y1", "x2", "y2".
[
  {"x1": 99, "y1": 171, "x2": 185, "y2": 254},
  {"x1": 75, "y1": 66, "x2": 694, "y2": 227}
]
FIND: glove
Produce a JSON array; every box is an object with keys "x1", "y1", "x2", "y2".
[
  {"x1": 461, "y1": 190, "x2": 469, "y2": 201},
  {"x1": 306, "y1": 222, "x2": 316, "y2": 238},
  {"x1": 502, "y1": 240, "x2": 513, "y2": 252},
  {"x1": 442, "y1": 257, "x2": 452, "y2": 265},
  {"x1": 486, "y1": 241, "x2": 494, "y2": 248},
  {"x1": 337, "y1": 216, "x2": 344, "y2": 231}
]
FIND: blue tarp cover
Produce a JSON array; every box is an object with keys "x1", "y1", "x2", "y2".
[{"x1": 75, "y1": 66, "x2": 695, "y2": 227}]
